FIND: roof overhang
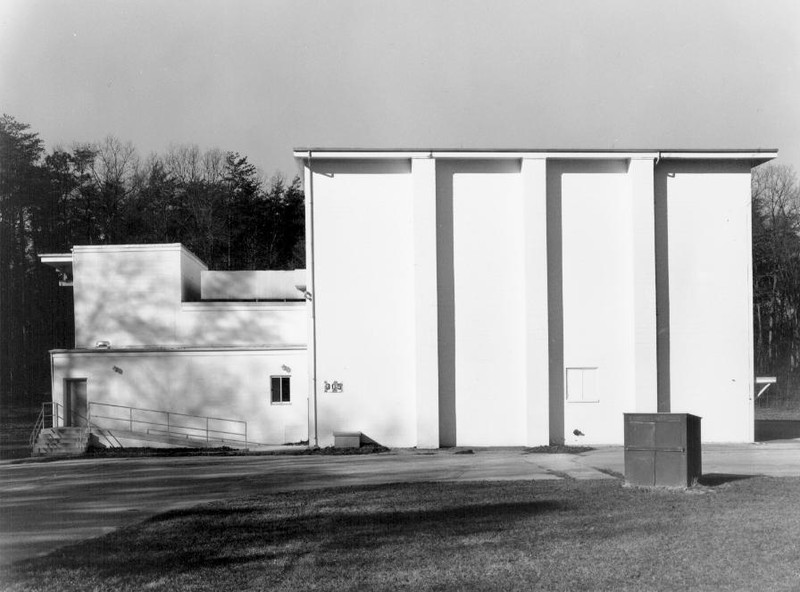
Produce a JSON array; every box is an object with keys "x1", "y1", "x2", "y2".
[
  {"x1": 38, "y1": 253, "x2": 73, "y2": 287},
  {"x1": 294, "y1": 148, "x2": 778, "y2": 166}
]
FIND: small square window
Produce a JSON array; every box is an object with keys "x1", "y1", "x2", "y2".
[{"x1": 271, "y1": 376, "x2": 291, "y2": 404}]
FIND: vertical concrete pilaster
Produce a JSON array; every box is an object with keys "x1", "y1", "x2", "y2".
[
  {"x1": 303, "y1": 162, "x2": 318, "y2": 447},
  {"x1": 522, "y1": 159, "x2": 550, "y2": 445},
  {"x1": 630, "y1": 158, "x2": 659, "y2": 412},
  {"x1": 412, "y1": 158, "x2": 440, "y2": 448}
]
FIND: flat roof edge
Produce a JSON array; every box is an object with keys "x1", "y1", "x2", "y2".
[
  {"x1": 294, "y1": 148, "x2": 778, "y2": 161},
  {"x1": 70, "y1": 243, "x2": 208, "y2": 268},
  {"x1": 51, "y1": 345, "x2": 307, "y2": 354},
  {"x1": 38, "y1": 253, "x2": 73, "y2": 263},
  {"x1": 73, "y1": 243, "x2": 185, "y2": 253}
]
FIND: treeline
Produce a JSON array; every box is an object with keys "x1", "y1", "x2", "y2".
[
  {"x1": 752, "y1": 163, "x2": 800, "y2": 405},
  {"x1": 0, "y1": 114, "x2": 304, "y2": 405}
]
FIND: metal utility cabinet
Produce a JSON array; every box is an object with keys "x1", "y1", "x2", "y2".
[{"x1": 624, "y1": 413, "x2": 702, "y2": 487}]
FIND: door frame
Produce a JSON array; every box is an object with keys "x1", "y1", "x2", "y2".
[{"x1": 64, "y1": 378, "x2": 88, "y2": 427}]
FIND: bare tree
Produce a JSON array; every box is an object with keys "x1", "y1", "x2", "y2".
[
  {"x1": 86, "y1": 136, "x2": 139, "y2": 242},
  {"x1": 752, "y1": 164, "x2": 800, "y2": 402}
]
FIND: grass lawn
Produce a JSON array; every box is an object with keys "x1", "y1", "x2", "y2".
[
  {"x1": 4, "y1": 477, "x2": 800, "y2": 591},
  {"x1": 0, "y1": 405, "x2": 39, "y2": 461}
]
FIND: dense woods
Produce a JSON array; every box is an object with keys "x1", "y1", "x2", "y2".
[
  {"x1": 3, "y1": 114, "x2": 800, "y2": 411},
  {"x1": 752, "y1": 164, "x2": 800, "y2": 406},
  {"x1": 0, "y1": 115, "x2": 304, "y2": 406}
]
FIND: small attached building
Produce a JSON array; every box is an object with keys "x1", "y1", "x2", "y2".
[
  {"x1": 42, "y1": 244, "x2": 308, "y2": 446},
  {"x1": 295, "y1": 148, "x2": 777, "y2": 448}
]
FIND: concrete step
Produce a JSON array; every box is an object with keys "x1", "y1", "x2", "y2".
[
  {"x1": 32, "y1": 427, "x2": 89, "y2": 457},
  {"x1": 43, "y1": 434, "x2": 86, "y2": 442}
]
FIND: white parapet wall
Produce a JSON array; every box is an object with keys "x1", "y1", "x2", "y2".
[
  {"x1": 201, "y1": 270, "x2": 306, "y2": 300},
  {"x1": 177, "y1": 302, "x2": 306, "y2": 347}
]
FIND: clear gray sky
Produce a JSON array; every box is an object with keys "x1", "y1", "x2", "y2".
[{"x1": 1, "y1": 0, "x2": 798, "y2": 177}]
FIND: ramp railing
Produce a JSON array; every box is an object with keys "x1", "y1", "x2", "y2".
[{"x1": 88, "y1": 402, "x2": 248, "y2": 448}]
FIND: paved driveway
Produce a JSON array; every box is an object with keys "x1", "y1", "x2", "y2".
[{"x1": 2, "y1": 442, "x2": 800, "y2": 566}]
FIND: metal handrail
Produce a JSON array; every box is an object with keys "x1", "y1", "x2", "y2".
[
  {"x1": 90, "y1": 415, "x2": 246, "y2": 440},
  {"x1": 29, "y1": 402, "x2": 64, "y2": 450},
  {"x1": 88, "y1": 402, "x2": 248, "y2": 448},
  {"x1": 69, "y1": 409, "x2": 125, "y2": 450},
  {"x1": 29, "y1": 407, "x2": 45, "y2": 449}
]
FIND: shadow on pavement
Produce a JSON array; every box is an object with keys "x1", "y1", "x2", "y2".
[
  {"x1": 755, "y1": 419, "x2": 800, "y2": 442},
  {"x1": 698, "y1": 473, "x2": 756, "y2": 487}
]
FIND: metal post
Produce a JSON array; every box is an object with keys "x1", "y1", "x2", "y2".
[
  {"x1": 130, "y1": 407, "x2": 133, "y2": 432},
  {"x1": 167, "y1": 412, "x2": 170, "y2": 437},
  {"x1": 206, "y1": 417, "x2": 209, "y2": 442}
]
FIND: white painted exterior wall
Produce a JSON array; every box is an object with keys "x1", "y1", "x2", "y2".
[
  {"x1": 51, "y1": 348, "x2": 308, "y2": 444},
  {"x1": 73, "y1": 244, "x2": 191, "y2": 348},
  {"x1": 310, "y1": 160, "x2": 417, "y2": 447},
  {"x1": 72, "y1": 244, "x2": 304, "y2": 349},
  {"x1": 448, "y1": 161, "x2": 526, "y2": 446},
  {"x1": 661, "y1": 161, "x2": 755, "y2": 442},
  {"x1": 177, "y1": 302, "x2": 306, "y2": 346},
  {"x1": 51, "y1": 243, "x2": 308, "y2": 446},
  {"x1": 297, "y1": 149, "x2": 775, "y2": 448},
  {"x1": 201, "y1": 270, "x2": 306, "y2": 300},
  {"x1": 556, "y1": 160, "x2": 636, "y2": 444}
]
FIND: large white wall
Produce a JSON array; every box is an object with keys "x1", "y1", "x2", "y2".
[
  {"x1": 311, "y1": 160, "x2": 417, "y2": 447},
  {"x1": 73, "y1": 244, "x2": 187, "y2": 347},
  {"x1": 661, "y1": 161, "x2": 754, "y2": 442},
  {"x1": 52, "y1": 348, "x2": 307, "y2": 445},
  {"x1": 446, "y1": 161, "x2": 527, "y2": 446},
  {"x1": 556, "y1": 160, "x2": 636, "y2": 445},
  {"x1": 300, "y1": 151, "x2": 767, "y2": 448}
]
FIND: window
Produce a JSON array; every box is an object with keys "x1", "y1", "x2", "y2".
[
  {"x1": 565, "y1": 367, "x2": 599, "y2": 403},
  {"x1": 271, "y1": 376, "x2": 291, "y2": 404}
]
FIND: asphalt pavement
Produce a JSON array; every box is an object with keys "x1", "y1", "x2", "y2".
[{"x1": 2, "y1": 441, "x2": 800, "y2": 566}]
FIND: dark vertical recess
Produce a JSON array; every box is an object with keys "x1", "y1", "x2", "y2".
[
  {"x1": 654, "y1": 165, "x2": 671, "y2": 412},
  {"x1": 435, "y1": 165, "x2": 456, "y2": 446},
  {"x1": 546, "y1": 166, "x2": 565, "y2": 444}
]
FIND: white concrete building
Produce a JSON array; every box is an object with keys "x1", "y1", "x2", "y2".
[
  {"x1": 42, "y1": 244, "x2": 308, "y2": 446},
  {"x1": 295, "y1": 149, "x2": 777, "y2": 448},
  {"x1": 42, "y1": 148, "x2": 777, "y2": 451}
]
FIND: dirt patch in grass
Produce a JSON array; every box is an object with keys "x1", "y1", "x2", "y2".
[
  {"x1": 12, "y1": 443, "x2": 390, "y2": 464},
  {"x1": 5, "y1": 477, "x2": 800, "y2": 591},
  {"x1": 524, "y1": 444, "x2": 594, "y2": 454}
]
